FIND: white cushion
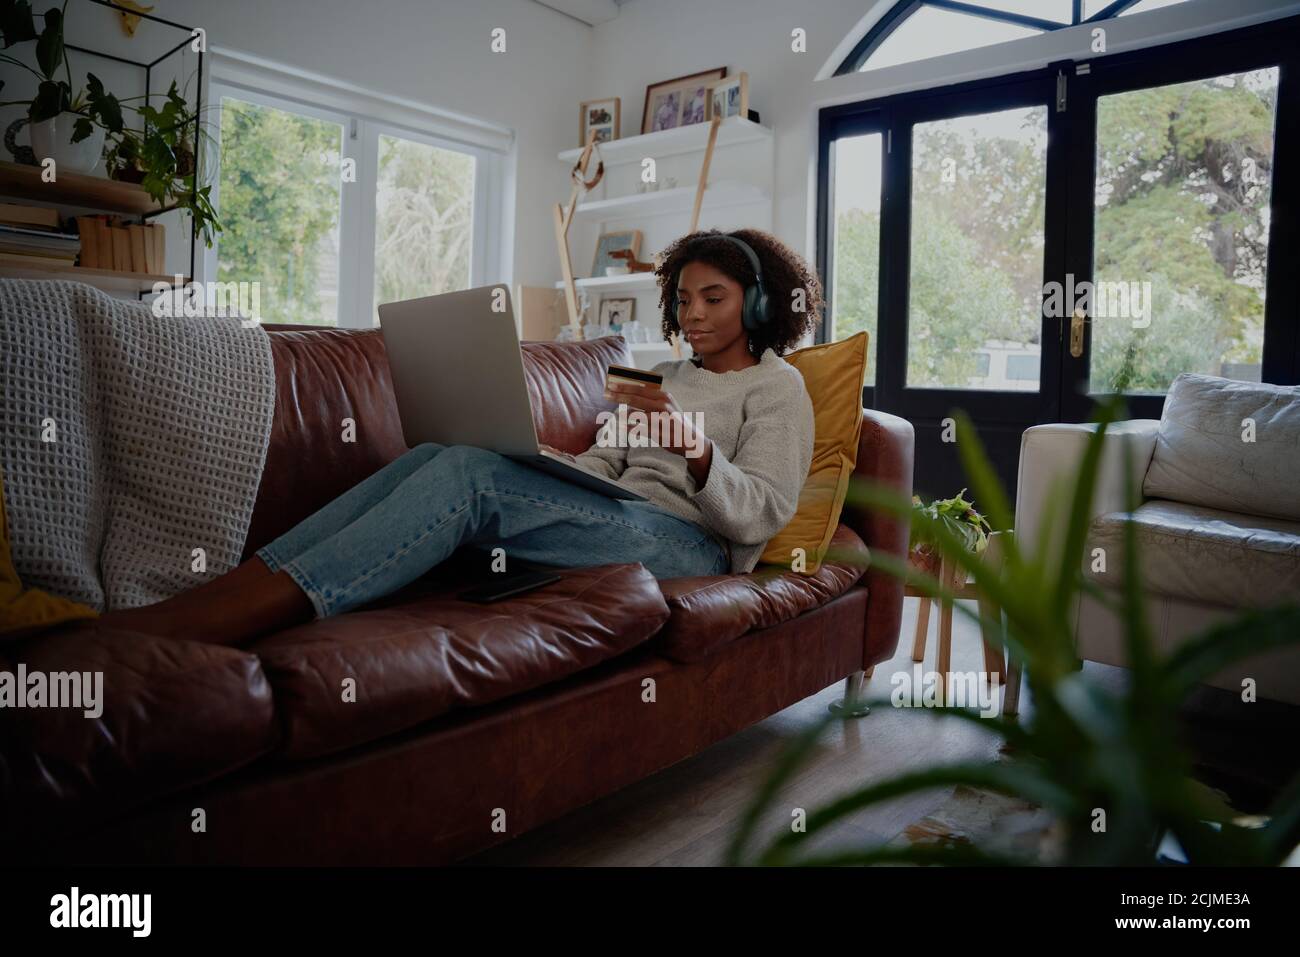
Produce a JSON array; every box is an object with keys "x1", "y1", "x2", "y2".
[
  {"x1": 1088, "y1": 499, "x2": 1300, "y2": 609},
  {"x1": 1143, "y1": 373, "x2": 1300, "y2": 521}
]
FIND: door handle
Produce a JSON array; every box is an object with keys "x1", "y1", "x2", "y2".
[{"x1": 1070, "y1": 307, "x2": 1086, "y2": 358}]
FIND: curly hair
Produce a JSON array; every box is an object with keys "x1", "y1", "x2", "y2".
[{"x1": 655, "y1": 228, "x2": 823, "y2": 357}]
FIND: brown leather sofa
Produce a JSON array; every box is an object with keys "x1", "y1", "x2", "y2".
[{"x1": 1, "y1": 327, "x2": 914, "y2": 865}]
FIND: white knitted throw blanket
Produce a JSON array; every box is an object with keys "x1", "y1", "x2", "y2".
[{"x1": 0, "y1": 279, "x2": 275, "y2": 611}]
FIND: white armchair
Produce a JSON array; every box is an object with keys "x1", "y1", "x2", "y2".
[{"x1": 1014, "y1": 375, "x2": 1300, "y2": 704}]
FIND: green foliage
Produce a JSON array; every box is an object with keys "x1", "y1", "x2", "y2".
[
  {"x1": 910, "y1": 489, "x2": 991, "y2": 555},
  {"x1": 372, "y1": 134, "x2": 475, "y2": 317},
  {"x1": 728, "y1": 404, "x2": 1300, "y2": 867},
  {"x1": 215, "y1": 96, "x2": 342, "y2": 325}
]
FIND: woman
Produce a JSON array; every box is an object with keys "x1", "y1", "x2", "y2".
[{"x1": 102, "y1": 228, "x2": 822, "y2": 645}]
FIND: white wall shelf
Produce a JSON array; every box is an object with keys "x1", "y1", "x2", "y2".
[
  {"x1": 554, "y1": 271, "x2": 658, "y2": 294},
  {"x1": 572, "y1": 180, "x2": 767, "y2": 223},
  {"x1": 556, "y1": 114, "x2": 773, "y2": 370},
  {"x1": 558, "y1": 117, "x2": 771, "y2": 165}
]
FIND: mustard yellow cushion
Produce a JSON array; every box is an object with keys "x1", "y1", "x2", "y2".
[
  {"x1": 760, "y1": 332, "x2": 868, "y2": 573},
  {"x1": 0, "y1": 465, "x2": 98, "y2": 636}
]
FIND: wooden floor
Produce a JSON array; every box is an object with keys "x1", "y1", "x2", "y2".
[
  {"x1": 466, "y1": 596, "x2": 1026, "y2": 866},
  {"x1": 465, "y1": 595, "x2": 1299, "y2": 866}
]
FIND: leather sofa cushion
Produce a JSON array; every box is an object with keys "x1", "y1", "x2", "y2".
[
  {"x1": 1088, "y1": 499, "x2": 1300, "y2": 609},
  {"x1": 0, "y1": 623, "x2": 277, "y2": 839},
  {"x1": 243, "y1": 328, "x2": 409, "y2": 560},
  {"x1": 522, "y1": 335, "x2": 630, "y2": 453},
  {"x1": 655, "y1": 523, "x2": 869, "y2": 663},
  {"x1": 250, "y1": 561, "x2": 670, "y2": 760},
  {"x1": 1143, "y1": 373, "x2": 1300, "y2": 521}
]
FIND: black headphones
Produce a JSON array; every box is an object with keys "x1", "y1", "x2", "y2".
[{"x1": 677, "y1": 232, "x2": 772, "y2": 330}]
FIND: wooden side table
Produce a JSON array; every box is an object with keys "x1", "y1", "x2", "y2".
[{"x1": 907, "y1": 532, "x2": 1021, "y2": 714}]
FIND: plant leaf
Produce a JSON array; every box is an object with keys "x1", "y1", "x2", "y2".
[
  {"x1": 756, "y1": 761, "x2": 1080, "y2": 866},
  {"x1": 1160, "y1": 604, "x2": 1300, "y2": 699},
  {"x1": 0, "y1": 0, "x2": 38, "y2": 47},
  {"x1": 29, "y1": 77, "x2": 66, "y2": 121},
  {"x1": 33, "y1": 4, "x2": 60, "y2": 78}
]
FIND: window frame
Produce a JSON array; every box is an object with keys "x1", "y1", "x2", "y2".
[
  {"x1": 203, "y1": 70, "x2": 507, "y2": 329},
  {"x1": 835, "y1": 0, "x2": 1148, "y2": 75},
  {"x1": 818, "y1": 14, "x2": 1300, "y2": 498}
]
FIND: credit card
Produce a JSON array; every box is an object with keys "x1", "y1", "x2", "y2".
[{"x1": 607, "y1": 364, "x2": 664, "y2": 389}]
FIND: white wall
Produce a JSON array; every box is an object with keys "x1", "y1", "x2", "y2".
[
  {"x1": 159, "y1": 0, "x2": 592, "y2": 287},
  {"x1": 589, "y1": 0, "x2": 1300, "y2": 263}
]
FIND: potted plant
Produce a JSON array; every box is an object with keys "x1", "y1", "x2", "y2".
[
  {"x1": 730, "y1": 402, "x2": 1300, "y2": 866},
  {"x1": 0, "y1": 0, "x2": 221, "y2": 245},
  {"x1": 909, "y1": 488, "x2": 991, "y2": 586},
  {"x1": 0, "y1": 2, "x2": 120, "y2": 174}
]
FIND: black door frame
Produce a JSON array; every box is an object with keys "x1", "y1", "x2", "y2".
[
  {"x1": 818, "y1": 15, "x2": 1300, "y2": 494},
  {"x1": 1060, "y1": 25, "x2": 1300, "y2": 420}
]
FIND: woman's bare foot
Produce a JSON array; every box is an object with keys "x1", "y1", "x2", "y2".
[{"x1": 98, "y1": 557, "x2": 316, "y2": 646}]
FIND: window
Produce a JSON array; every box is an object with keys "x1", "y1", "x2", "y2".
[
  {"x1": 828, "y1": 132, "x2": 883, "y2": 384},
  {"x1": 215, "y1": 96, "x2": 345, "y2": 326},
  {"x1": 820, "y1": 14, "x2": 1297, "y2": 500},
  {"x1": 838, "y1": 0, "x2": 1192, "y2": 75},
  {"x1": 372, "y1": 131, "x2": 477, "y2": 321},
  {"x1": 1090, "y1": 68, "x2": 1279, "y2": 394},
  {"x1": 1006, "y1": 353, "x2": 1038, "y2": 381},
  {"x1": 206, "y1": 71, "x2": 506, "y2": 328},
  {"x1": 906, "y1": 105, "x2": 1047, "y2": 391}
]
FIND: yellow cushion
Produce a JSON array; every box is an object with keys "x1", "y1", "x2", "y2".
[
  {"x1": 760, "y1": 332, "x2": 868, "y2": 573},
  {"x1": 0, "y1": 465, "x2": 98, "y2": 636}
]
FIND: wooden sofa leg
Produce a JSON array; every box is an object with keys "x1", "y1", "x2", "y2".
[{"x1": 828, "y1": 669, "x2": 873, "y2": 719}]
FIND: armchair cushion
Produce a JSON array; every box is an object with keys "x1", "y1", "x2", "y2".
[
  {"x1": 1088, "y1": 499, "x2": 1300, "y2": 609},
  {"x1": 1144, "y1": 373, "x2": 1300, "y2": 521}
]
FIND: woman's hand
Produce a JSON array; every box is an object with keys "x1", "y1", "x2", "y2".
[
  {"x1": 603, "y1": 381, "x2": 713, "y2": 486},
  {"x1": 539, "y1": 443, "x2": 576, "y2": 462}
]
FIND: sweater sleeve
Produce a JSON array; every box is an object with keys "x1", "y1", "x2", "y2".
[
  {"x1": 572, "y1": 413, "x2": 628, "y2": 480},
  {"x1": 687, "y1": 371, "x2": 814, "y2": 546}
]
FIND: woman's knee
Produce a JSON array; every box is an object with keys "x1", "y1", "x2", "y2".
[
  {"x1": 408, "y1": 442, "x2": 444, "y2": 462},
  {"x1": 436, "y1": 444, "x2": 507, "y2": 485}
]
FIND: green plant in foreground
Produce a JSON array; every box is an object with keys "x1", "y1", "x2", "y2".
[{"x1": 727, "y1": 399, "x2": 1300, "y2": 866}]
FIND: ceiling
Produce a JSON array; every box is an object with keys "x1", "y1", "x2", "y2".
[{"x1": 530, "y1": 0, "x2": 626, "y2": 26}]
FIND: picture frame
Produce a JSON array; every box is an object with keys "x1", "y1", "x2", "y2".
[
  {"x1": 599, "y1": 298, "x2": 635, "y2": 327},
  {"x1": 641, "y1": 67, "x2": 727, "y2": 135},
  {"x1": 579, "y1": 97, "x2": 620, "y2": 147},
  {"x1": 705, "y1": 71, "x2": 749, "y2": 123},
  {"x1": 591, "y1": 229, "x2": 642, "y2": 278}
]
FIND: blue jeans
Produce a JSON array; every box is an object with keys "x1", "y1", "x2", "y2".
[{"x1": 255, "y1": 443, "x2": 729, "y2": 618}]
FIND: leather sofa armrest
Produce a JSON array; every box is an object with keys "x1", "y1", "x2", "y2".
[
  {"x1": 843, "y1": 408, "x2": 915, "y2": 670},
  {"x1": 1014, "y1": 420, "x2": 1160, "y2": 563}
]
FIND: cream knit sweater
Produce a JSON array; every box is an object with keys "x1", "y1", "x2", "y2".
[{"x1": 573, "y1": 348, "x2": 814, "y2": 574}]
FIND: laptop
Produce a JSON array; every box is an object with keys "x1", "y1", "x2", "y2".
[{"x1": 377, "y1": 285, "x2": 646, "y2": 501}]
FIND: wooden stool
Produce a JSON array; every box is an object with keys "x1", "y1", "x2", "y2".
[{"x1": 907, "y1": 533, "x2": 1021, "y2": 714}]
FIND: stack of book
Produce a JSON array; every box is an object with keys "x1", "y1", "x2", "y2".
[
  {"x1": 74, "y1": 215, "x2": 165, "y2": 274},
  {"x1": 0, "y1": 203, "x2": 80, "y2": 266}
]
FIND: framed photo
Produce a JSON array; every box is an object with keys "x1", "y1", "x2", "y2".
[
  {"x1": 580, "y1": 97, "x2": 620, "y2": 147},
  {"x1": 706, "y1": 71, "x2": 749, "y2": 123},
  {"x1": 642, "y1": 67, "x2": 727, "y2": 135},
  {"x1": 591, "y1": 230, "x2": 642, "y2": 278},
  {"x1": 599, "y1": 298, "x2": 635, "y2": 327}
]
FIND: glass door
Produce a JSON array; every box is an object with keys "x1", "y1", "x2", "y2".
[
  {"x1": 1062, "y1": 50, "x2": 1287, "y2": 420},
  {"x1": 875, "y1": 75, "x2": 1063, "y2": 494}
]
